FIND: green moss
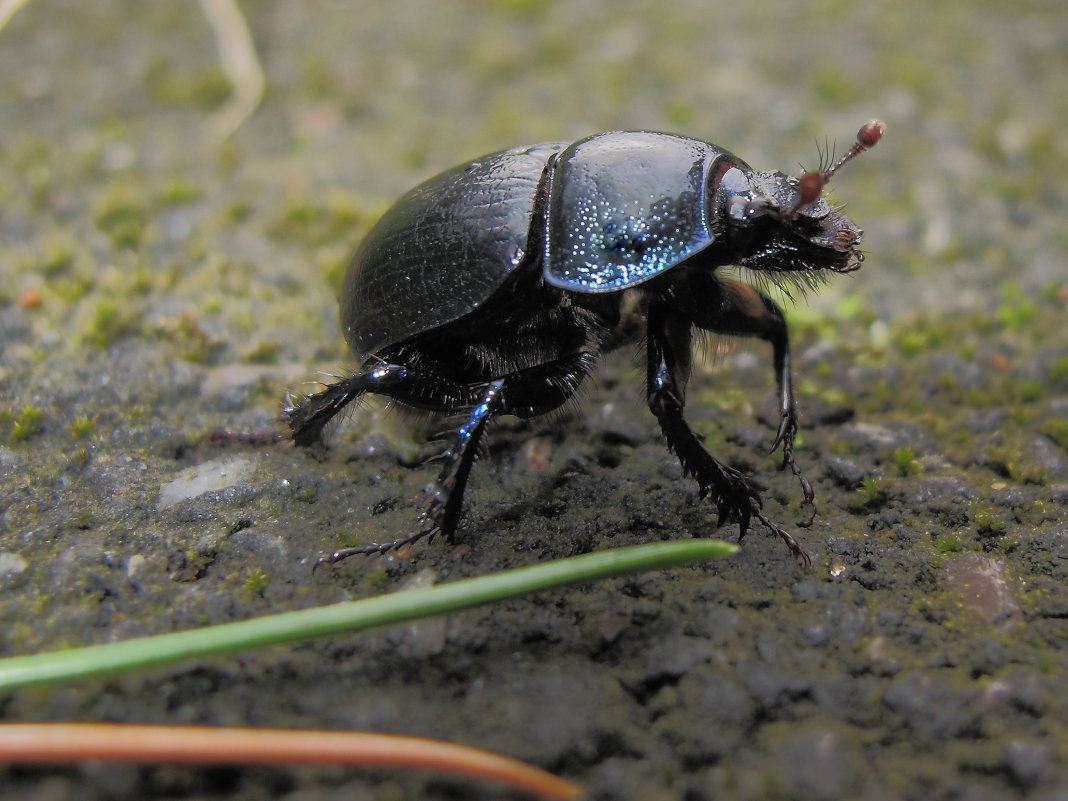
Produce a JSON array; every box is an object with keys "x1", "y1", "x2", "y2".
[
  {"x1": 898, "y1": 323, "x2": 956, "y2": 356},
  {"x1": 158, "y1": 178, "x2": 201, "y2": 206},
  {"x1": 1016, "y1": 380, "x2": 1043, "y2": 403},
  {"x1": 967, "y1": 501, "x2": 1006, "y2": 537},
  {"x1": 226, "y1": 200, "x2": 253, "y2": 222},
  {"x1": 985, "y1": 442, "x2": 1048, "y2": 486},
  {"x1": 297, "y1": 52, "x2": 337, "y2": 99},
  {"x1": 170, "y1": 312, "x2": 222, "y2": 363},
  {"x1": 8, "y1": 405, "x2": 46, "y2": 442},
  {"x1": 891, "y1": 447, "x2": 921, "y2": 477},
  {"x1": 849, "y1": 476, "x2": 886, "y2": 512},
  {"x1": 1041, "y1": 420, "x2": 1068, "y2": 451},
  {"x1": 318, "y1": 249, "x2": 350, "y2": 289},
  {"x1": 51, "y1": 270, "x2": 95, "y2": 304},
  {"x1": 359, "y1": 563, "x2": 393, "y2": 596},
  {"x1": 242, "y1": 568, "x2": 269, "y2": 597},
  {"x1": 689, "y1": 420, "x2": 726, "y2": 453},
  {"x1": 243, "y1": 341, "x2": 280, "y2": 365},
  {"x1": 935, "y1": 372, "x2": 959, "y2": 394},
  {"x1": 269, "y1": 190, "x2": 365, "y2": 247},
  {"x1": 94, "y1": 196, "x2": 148, "y2": 250},
  {"x1": 69, "y1": 416, "x2": 95, "y2": 439},
  {"x1": 83, "y1": 300, "x2": 141, "y2": 348},
  {"x1": 663, "y1": 101, "x2": 697, "y2": 130},
  {"x1": 694, "y1": 385, "x2": 748, "y2": 416},
  {"x1": 808, "y1": 62, "x2": 863, "y2": 104},
  {"x1": 996, "y1": 536, "x2": 1020, "y2": 554},
  {"x1": 145, "y1": 57, "x2": 232, "y2": 110},
  {"x1": 995, "y1": 283, "x2": 1035, "y2": 330},
  {"x1": 797, "y1": 377, "x2": 853, "y2": 408},
  {"x1": 1048, "y1": 355, "x2": 1068, "y2": 384},
  {"x1": 39, "y1": 242, "x2": 77, "y2": 276},
  {"x1": 935, "y1": 535, "x2": 963, "y2": 554}
]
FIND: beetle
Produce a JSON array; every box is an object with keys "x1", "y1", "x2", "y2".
[{"x1": 286, "y1": 120, "x2": 885, "y2": 566}]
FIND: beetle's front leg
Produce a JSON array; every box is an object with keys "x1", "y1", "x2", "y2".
[
  {"x1": 707, "y1": 280, "x2": 815, "y2": 523},
  {"x1": 646, "y1": 305, "x2": 766, "y2": 537},
  {"x1": 651, "y1": 296, "x2": 810, "y2": 564}
]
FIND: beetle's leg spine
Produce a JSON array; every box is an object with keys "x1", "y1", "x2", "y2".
[{"x1": 284, "y1": 376, "x2": 370, "y2": 447}]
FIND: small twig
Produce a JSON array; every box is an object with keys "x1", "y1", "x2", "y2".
[
  {"x1": 199, "y1": 0, "x2": 265, "y2": 141},
  {"x1": 0, "y1": 723, "x2": 583, "y2": 800}
]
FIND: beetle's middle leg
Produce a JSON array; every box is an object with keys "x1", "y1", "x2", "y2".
[
  {"x1": 418, "y1": 349, "x2": 597, "y2": 537},
  {"x1": 315, "y1": 352, "x2": 597, "y2": 564},
  {"x1": 310, "y1": 374, "x2": 503, "y2": 564}
]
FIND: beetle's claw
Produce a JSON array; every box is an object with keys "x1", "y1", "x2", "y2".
[
  {"x1": 734, "y1": 505, "x2": 752, "y2": 538},
  {"x1": 698, "y1": 465, "x2": 762, "y2": 537}
]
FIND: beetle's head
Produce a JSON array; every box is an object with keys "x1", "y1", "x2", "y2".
[{"x1": 715, "y1": 120, "x2": 885, "y2": 277}]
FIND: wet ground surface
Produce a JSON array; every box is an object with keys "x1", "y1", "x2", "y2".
[{"x1": 1, "y1": 2, "x2": 1067, "y2": 799}]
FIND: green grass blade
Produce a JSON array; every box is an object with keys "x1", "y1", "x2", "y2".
[{"x1": 0, "y1": 539, "x2": 734, "y2": 692}]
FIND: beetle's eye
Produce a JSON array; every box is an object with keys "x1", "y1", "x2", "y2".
[{"x1": 728, "y1": 195, "x2": 772, "y2": 223}]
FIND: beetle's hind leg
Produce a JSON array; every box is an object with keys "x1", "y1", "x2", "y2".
[{"x1": 284, "y1": 374, "x2": 370, "y2": 447}]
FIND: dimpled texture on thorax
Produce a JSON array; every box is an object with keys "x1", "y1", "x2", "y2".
[
  {"x1": 342, "y1": 141, "x2": 566, "y2": 358},
  {"x1": 544, "y1": 132, "x2": 725, "y2": 293}
]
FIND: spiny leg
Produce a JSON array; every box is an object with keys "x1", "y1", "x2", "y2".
[
  {"x1": 284, "y1": 374, "x2": 369, "y2": 447},
  {"x1": 647, "y1": 304, "x2": 809, "y2": 564},
  {"x1": 708, "y1": 280, "x2": 815, "y2": 524},
  {"x1": 318, "y1": 379, "x2": 506, "y2": 564},
  {"x1": 286, "y1": 357, "x2": 487, "y2": 446},
  {"x1": 317, "y1": 351, "x2": 597, "y2": 566},
  {"x1": 647, "y1": 306, "x2": 760, "y2": 531}
]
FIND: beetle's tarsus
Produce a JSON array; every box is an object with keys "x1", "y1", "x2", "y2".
[
  {"x1": 769, "y1": 411, "x2": 817, "y2": 526},
  {"x1": 314, "y1": 525, "x2": 438, "y2": 569},
  {"x1": 753, "y1": 512, "x2": 812, "y2": 567},
  {"x1": 205, "y1": 428, "x2": 284, "y2": 446}
]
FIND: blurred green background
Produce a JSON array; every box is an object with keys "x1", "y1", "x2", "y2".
[
  {"x1": 2, "y1": 2, "x2": 1067, "y2": 800},
  {"x1": 2, "y1": 0, "x2": 1064, "y2": 370}
]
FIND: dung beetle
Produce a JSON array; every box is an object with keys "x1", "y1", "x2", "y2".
[{"x1": 286, "y1": 120, "x2": 885, "y2": 566}]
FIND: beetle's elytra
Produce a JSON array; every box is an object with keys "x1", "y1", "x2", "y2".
[{"x1": 286, "y1": 121, "x2": 886, "y2": 566}]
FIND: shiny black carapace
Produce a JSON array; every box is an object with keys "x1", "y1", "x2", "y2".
[{"x1": 286, "y1": 121, "x2": 885, "y2": 565}]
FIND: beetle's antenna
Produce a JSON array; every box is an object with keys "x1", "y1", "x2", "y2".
[{"x1": 786, "y1": 120, "x2": 886, "y2": 219}]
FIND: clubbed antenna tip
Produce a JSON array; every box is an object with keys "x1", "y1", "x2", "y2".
[{"x1": 788, "y1": 119, "x2": 886, "y2": 217}]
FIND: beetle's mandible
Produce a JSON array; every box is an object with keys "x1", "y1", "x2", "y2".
[{"x1": 286, "y1": 120, "x2": 886, "y2": 566}]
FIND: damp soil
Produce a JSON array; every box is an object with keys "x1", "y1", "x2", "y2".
[{"x1": 1, "y1": 2, "x2": 1067, "y2": 800}]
